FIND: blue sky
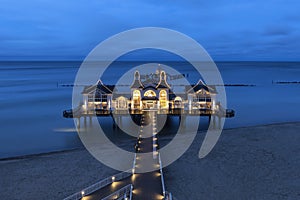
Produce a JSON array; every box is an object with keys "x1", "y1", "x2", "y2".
[{"x1": 0, "y1": 0, "x2": 300, "y2": 61}]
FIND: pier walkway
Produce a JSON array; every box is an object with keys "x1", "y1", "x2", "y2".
[
  {"x1": 85, "y1": 177, "x2": 133, "y2": 199},
  {"x1": 131, "y1": 111, "x2": 163, "y2": 200},
  {"x1": 64, "y1": 111, "x2": 168, "y2": 200}
]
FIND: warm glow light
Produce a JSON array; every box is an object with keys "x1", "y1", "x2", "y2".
[
  {"x1": 131, "y1": 174, "x2": 136, "y2": 180},
  {"x1": 155, "y1": 194, "x2": 164, "y2": 199},
  {"x1": 144, "y1": 90, "x2": 156, "y2": 97},
  {"x1": 111, "y1": 181, "x2": 121, "y2": 188},
  {"x1": 112, "y1": 176, "x2": 115, "y2": 182},
  {"x1": 81, "y1": 191, "x2": 85, "y2": 196},
  {"x1": 132, "y1": 189, "x2": 140, "y2": 195}
]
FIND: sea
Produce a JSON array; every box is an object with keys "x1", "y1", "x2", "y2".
[{"x1": 0, "y1": 61, "x2": 300, "y2": 159}]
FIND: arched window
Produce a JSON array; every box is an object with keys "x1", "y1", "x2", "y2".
[
  {"x1": 174, "y1": 96, "x2": 182, "y2": 109},
  {"x1": 117, "y1": 96, "x2": 127, "y2": 109},
  {"x1": 159, "y1": 90, "x2": 167, "y2": 108},
  {"x1": 144, "y1": 90, "x2": 156, "y2": 97},
  {"x1": 133, "y1": 90, "x2": 141, "y2": 109},
  {"x1": 174, "y1": 96, "x2": 182, "y2": 101}
]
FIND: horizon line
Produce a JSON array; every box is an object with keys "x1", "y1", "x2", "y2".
[{"x1": 0, "y1": 60, "x2": 300, "y2": 63}]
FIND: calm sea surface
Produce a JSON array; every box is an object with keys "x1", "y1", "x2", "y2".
[{"x1": 0, "y1": 61, "x2": 300, "y2": 158}]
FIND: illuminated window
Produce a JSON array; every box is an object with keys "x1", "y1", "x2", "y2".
[
  {"x1": 144, "y1": 90, "x2": 156, "y2": 97},
  {"x1": 174, "y1": 96, "x2": 182, "y2": 101},
  {"x1": 133, "y1": 90, "x2": 141, "y2": 108},
  {"x1": 117, "y1": 96, "x2": 127, "y2": 109},
  {"x1": 159, "y1": 90, "x2": 167, "y2": 108}
]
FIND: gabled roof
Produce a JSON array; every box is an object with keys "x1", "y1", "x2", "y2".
[
  {"x1": 131, "y1": 80, "x2": 144, "y2": 89},
  {"x1": 98, "y1": 85, "x2": 114, "y2": 94},
  {"x1": 82, "y1": 85, "x2": 97, "y2": 94},
  {"x1": 97, "y1": 80, "x2": 114, "y2": 94},
  {"x1": 156, "y1": 71, "x2": 171, "y2": 89},
  {"x1": 131, "y1": 71, "x2": 144, "y2": 89},
  {"x1": 82, "y1": 80, "x2": 114, "y2": 95},
  {"x1": 186, "y1": 80, "x2": 217, "y2": 94}
]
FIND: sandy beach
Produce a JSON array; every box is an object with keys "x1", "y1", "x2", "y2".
[
  {"x1": 165, "y1": 122, "x2": 300, "y2": 200},
  {"x1": 1, "y1": 122, "x2": 300, "y2": 200}
]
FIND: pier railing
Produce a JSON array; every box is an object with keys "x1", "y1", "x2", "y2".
[
  {"x1": 164, "y1": 191, "x2": 173, "y2": 200},
  {"x1": 158, "y1": 153, "x2": 172, "y2": 200},
  {"x1": 158, "y1": 153, "x2": 176, "y2": 200},
  {"x1": 101, "y1": 184, "x2": 133, "y2": 200},
  {"x1": 158, "y1": 153, "x2": 167, "y2": 198},
  {"x1": 132, "y1": 153, "x2": 137, "y2": 173},
  {"x1": 63, "y1": 106, "x2": 234, "y2": 118},
  {"x1": 63, "y1": 169, "x2": 132, "y2": 200}
]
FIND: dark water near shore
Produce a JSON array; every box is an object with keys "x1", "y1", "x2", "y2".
[{"x1": 0, "y1": 61, "x2": 300, "y2": 159}]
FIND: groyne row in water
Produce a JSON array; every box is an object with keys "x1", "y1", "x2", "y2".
[{"x1": 273, "y1": 81, "x2": 300, "y2": 84}]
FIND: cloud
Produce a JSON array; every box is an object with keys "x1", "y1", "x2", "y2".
[
  {"x1": 263, "y1": 26, "x2": 293, "y2": 36},
  {"x1": 0, "y1": 0, "x2": 300, "y2": 60}
]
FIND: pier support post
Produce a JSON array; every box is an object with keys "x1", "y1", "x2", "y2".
[
  {"x1": 117, "y1": 116, "x2": 120, "y2": 130},
  {"x1": 114, "y1": 116, "x2": 120, "y2": 130},
  {"x1": 182, "y1": 115, "x2": 186, "y2": 129},
  {"x1": 218, "y1": 116, "x2": 221, "y2": 129},
  {"x1": 113, "y1": 122, "x2": 116, "y2": 130},
  {"x1": 212, "y1": 116, "x2": 216, "y2": 129},
  {"x1": 89, "y1": 116, "x2": 92, "y2": 125},
  {"x1": 119, "y1": 116, "x2": 122, "y2": 128},
  {"x1": 77, "y1": 117, "x2": 80, "y2": 130},
  {"x1": 111, "y1": 115, "x2": 116, "y2": 130},
  {"x1": 84, "y1": 117, "x2": 87, "y2": 128}
]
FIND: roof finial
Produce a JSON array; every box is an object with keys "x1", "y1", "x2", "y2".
[{"x1": 134, "y1": 71, "x2": 140, "y2": 80}]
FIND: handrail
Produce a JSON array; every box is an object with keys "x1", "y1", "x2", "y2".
[
  {"x1": 158, "y1": 153, "x2": 175, "y2": 200},
  {"x1": 165, "y1": 191, "x2": 174, "y2": 200},
  {"x1": 63, "y1": 169, "x2": 132, "y2": 200},
  {"x1": 132, "y1": 152, "x2": 137, "y2": 173},
  {"x1": 158, "y1": 153, "x2": 166, "y2": 198},
  {"x1": 101, "y1": 184, "x2": 133, "y2": 200}
]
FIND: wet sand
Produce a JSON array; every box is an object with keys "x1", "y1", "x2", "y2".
[{"x1": 1, "y1": 122, "x2": 300, "y2": 200}]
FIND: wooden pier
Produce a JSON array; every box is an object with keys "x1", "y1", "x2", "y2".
[
  {"x1": 63, "y1": 106, "x2": 234, "y2": 131},
  {"x1": 63, "y1": 107, "x2": 234, "y2": 119}
]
